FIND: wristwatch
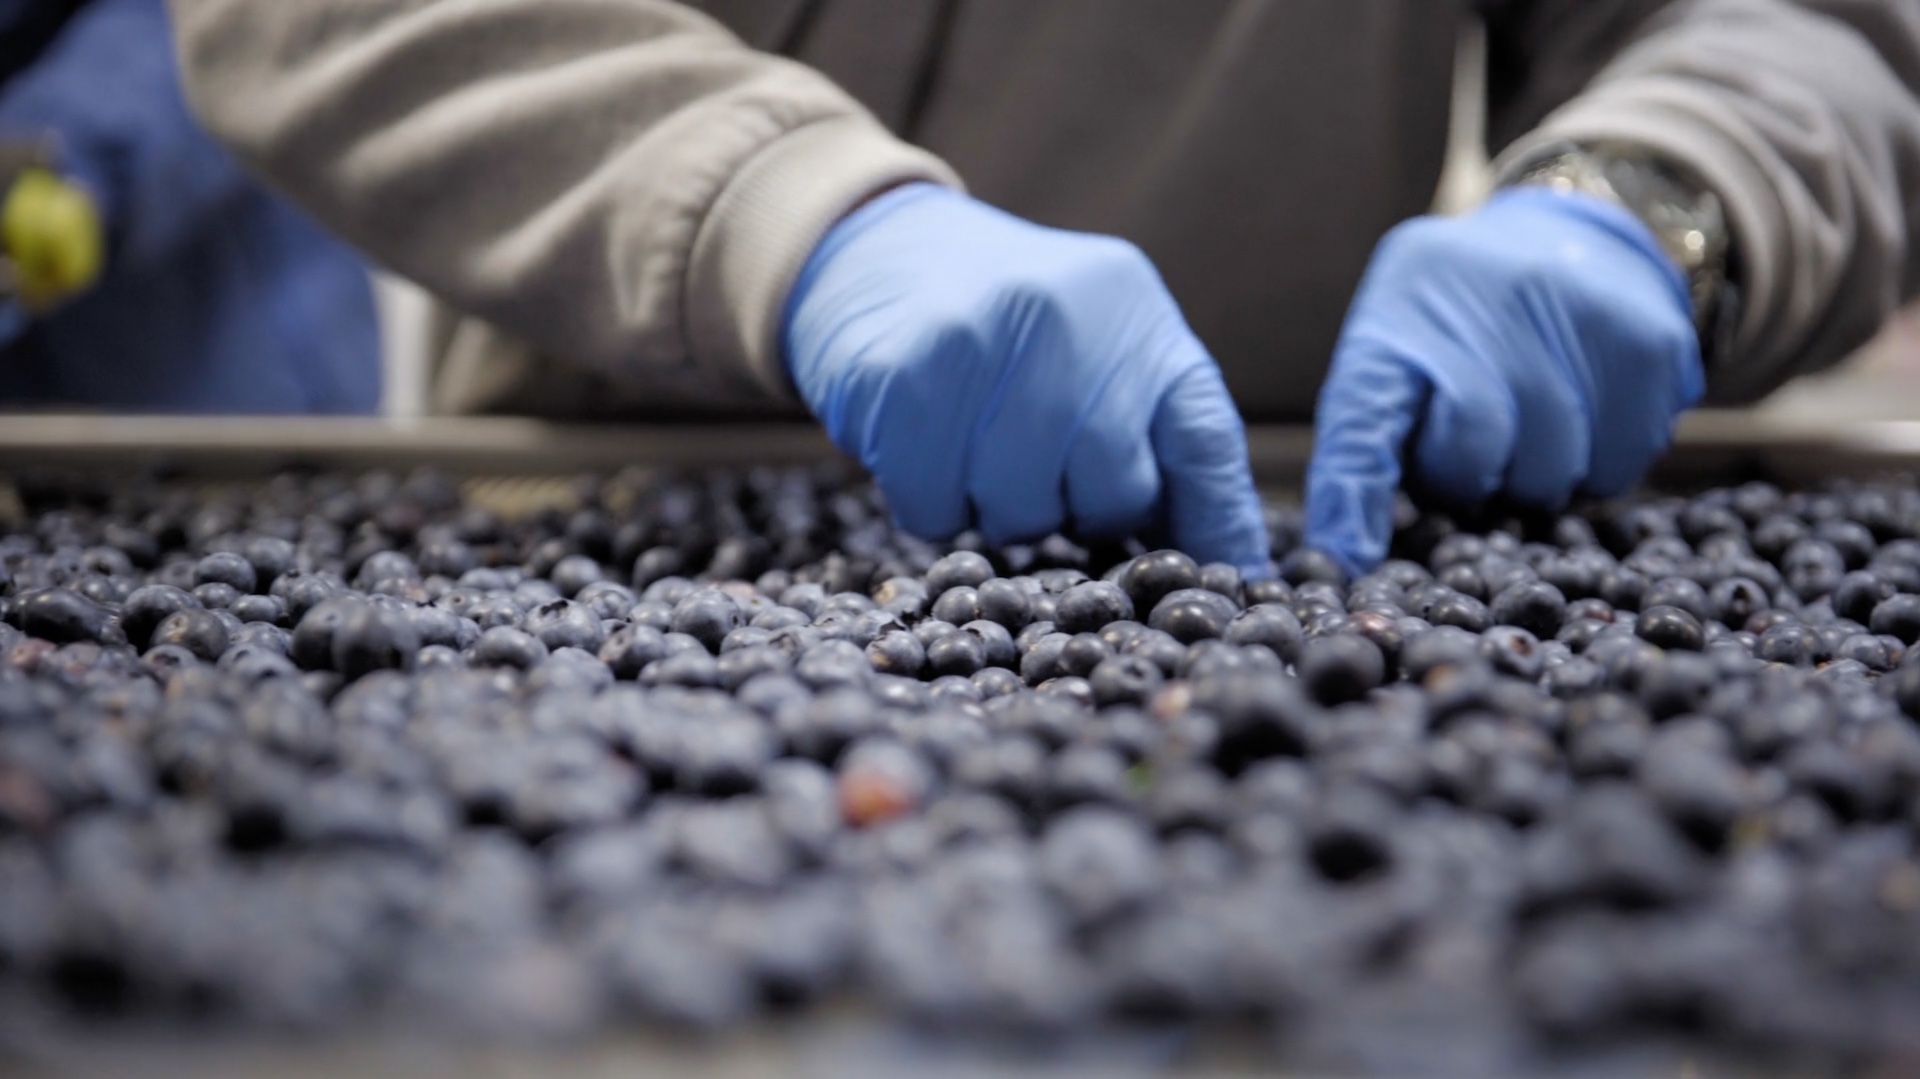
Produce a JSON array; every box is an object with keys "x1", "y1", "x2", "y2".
[{"x1": 1508, "y1": 140, "x2": 1741, "y2": 367}]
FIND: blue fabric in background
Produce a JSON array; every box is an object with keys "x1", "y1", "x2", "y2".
[{"x1": 0, "y1": 0, "x2": 381, "y2": 414}]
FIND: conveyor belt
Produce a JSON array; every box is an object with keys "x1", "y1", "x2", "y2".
[{"x1": 0, "y1": 411, "x2": 1914, "y2": 489}]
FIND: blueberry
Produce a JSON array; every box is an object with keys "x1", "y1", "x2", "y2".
[
  {"x1": 1756, "y1": 622, "x2": 1820, "y2": 666},
  {"x1": 670, "y1": 589, "x2": 740, "y2": 653},
  {"x1": 1398, "y1": 625, "x2": 1483, "y2": 681},
  {"x1": 1640, "y1": 577, "x2": 1709, "y2": 623},
  {"x1": 925, "y1": 629, "x2": 987, "y2": 678},
  {"x1": 974, "y1": 578, "x2": 1032, "y2": 631},
  {"x1": 1869, "y1": 594, "x2": 1920, "y2": 645},
  {"x1": 1222, "y1": 603, "x2": 1303, "y2": 663},
  {"x1": 1480, "y1": 625, "x2": 1545, "y2": 680},
  {"x1": 1836, "y1": 633, "x2": 1899, "y2": 673},
  {"x1": 12, "y1": 587, "x2": 110, "y2": 646},
  {"x1": 1118, "y1": 550, "x2": 1200, "y2": 614},
  {"x1": 119, "y1": 584, "x2": 199, "y2": 651},
  {"x1": 1707, "y1": 576, "x2": 1770, "y2": 628},
  {"x1": 1059, "y1": 633, "x2": 1112, "y2": 679},
  {"x1": 1634, "y1": 605, "x2": 1705, "y2": 652},
  {"x1": 929, "y1": 586, "x2": 981, "y2": 626},
  {"x1": 1055, "y1": 580, "x2": 1134, "y2": 635},
  {"x1": 150, "y1": 608, "x2": 231, "y2": 662},
  {"x1": 925, "y1": 551, "x2": 994, "y2": 596},
  {"x1": 1490, "y1": 580, "x2": 1568, "y2": 637},
  {"x1": 1278, "y1": 548, "x2": 1345, "y2": 587},
  {"x1": 1088, "y1": 655, "x2": 1165, "y2": 707},
  {"x1": 229, "y1": 593, "x2": 289, "y2": 627},
  {"x1": 865, "y1": 630, "x2": 926, "y2": 678},
  {"x1": 631, "y1": 547, "x2": 684, "y2": 590},
  {"x1": 1437, "y1": 563, "x2": 1489, "y2": 602},
  {"x1": 524, "y1": 599, "x2": 607, "y2": 653},
  {"x1": 574, "y1": 580, "x2": 636, "y2": 623},
  {"x1": 1039, "y1": 806, "x2": 1161, "y2": 923},
  {"x1": 971, "y1": 666, "x2": 1024, "y2": 700},
  {"x1": 1147, "y1": 589, "x2": 1237, "y2": 644},
  {"x1": 406, "y1": 604, "x2": 469, "y2": 650},
  {"x1": 194, "y1": 551, "x2": 258, "y2": 594},
  {"x1": 1782, "y1": 539, "x2": 1846, "y2": 601},
  {"x1": 1296, "y1": 635, "x2": 1385, "y2": 706},
  {"x1": 1634, "y1": 651, "x2": 1718, "y2": 720},
  {"x1": 1019, "y1": 632, "x2": 1073, "y2": 686},
  {"x1": 472, "y1": 625, "x2": 550, "y2": 670},
  {"x1": 1426, "y1": 592, "x2": 1493, "y2": 633},
  {"x1": 191, "y1": 581, "x2": 241, "y2": 610},
  {"x1": 331, "y1": 602, "x2": 420, "y2": 680},
  {"x1": 959, "y1": 620, "x2": 1018, "y2": 670}
]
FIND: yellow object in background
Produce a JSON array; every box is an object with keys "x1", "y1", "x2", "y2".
[{"x1": 2, "y1": 166, "x2": 102, "y2": 311}]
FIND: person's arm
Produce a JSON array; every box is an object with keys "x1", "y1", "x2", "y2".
[
  {"x1": 169, "y1": 0, "x2": 1271, "y2": 570},
  {"x1": 0, "y1": 0, "x2": 255, "y2": 286},
  {"x1": 1305, "y1": 0, "x2": 1920, "y2": 576},
  {"x1": 1486, "y1": 0, "x2": 1920, "y2": 402},
  {"x1": 165, "y1": 0, "x2": 961, "y2": 405}
]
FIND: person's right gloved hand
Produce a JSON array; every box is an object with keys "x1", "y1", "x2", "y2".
[{"x1": 782, "y1": 183, "x2": 1269, "y2": 575}]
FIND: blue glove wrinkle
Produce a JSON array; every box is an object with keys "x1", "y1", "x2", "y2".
[
  {"x1": 1305, "y1": 345, "x2": 1429, "y2": 578},
  {"x1": 786, "y1": 183, "x2": 1268, "y2": 569},
  {"x1": 1494, "y1": 276, "x2": 1596, "y2": 505},
  {"x1": 1151, "y1": 363, "x2": 1271, "y2": 576},
  {"x1": 965, "y1": 283, "x2": 1085, "y2": 543},
  {"x1": 1306, "y1": 187, "x2": 1702, "y2": 575}
]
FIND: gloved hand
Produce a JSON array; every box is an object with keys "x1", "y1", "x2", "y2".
[
  {"x1": 1, "y1": 165, "x2": 103, "y2": 312},
  {"x1": 1305, "y1": 187, "x2": 1704, "y2": 576},
  {"x1": 784, "y1": 183, "x2": 1269, "y2": 574}
]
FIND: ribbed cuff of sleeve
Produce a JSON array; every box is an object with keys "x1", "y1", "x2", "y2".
[
  {"x1": 684, "y1": 115, "x2": 962, "y2": 402},
  {"x1": 1492, "y1": 81, "x2": 1794, "y2": 398}
]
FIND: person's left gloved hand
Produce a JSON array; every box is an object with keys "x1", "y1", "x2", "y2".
[{"x1": 1305, "y1": 187, "x2": 1705, "y2": 577}]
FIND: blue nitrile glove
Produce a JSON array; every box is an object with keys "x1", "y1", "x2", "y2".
[
  {"x1": 784, "y1": 183, "x2": 1269, "y2": 574},
  {"x1": 1305, "y1": 187, "x2": 1705, "y2": 576}
]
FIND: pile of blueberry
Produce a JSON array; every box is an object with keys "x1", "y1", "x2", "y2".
[{"x1": 1, "y1": 466, "x2": 1919, "y2": 1064}]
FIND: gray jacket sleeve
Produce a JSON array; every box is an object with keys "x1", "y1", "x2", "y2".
[
  {"x1": 164, "y1": 0, "x2": 961, "y2": 407},
  {"x1": 1489, "y1": 0, "x2": 1920, "y2": 403}
]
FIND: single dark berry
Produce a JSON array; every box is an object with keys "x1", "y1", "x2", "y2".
[
  {"x1": 150, "y1": 608, "x2": 231, "y2": 662},
  {"x1": 331, "y1": 602, "x2": 420, "y2": 680},
  {"x1": 1278, "y1": 548, "x2": 1345, "y2": 587},
  {"x1": 194, "y1": 551, "x2": 258, "y2": 594},
  {"x1": 1480, "y1": 625, "x2": 1544, "y2": 681},
  {"x1": 1148, "y1": 589, "x2": 1237, "y2": 644},
  {"x1": 925, "y1": 631, "x2": 987, "y2": 678},
  {"x1": 865, "y1": 630, "x2": 926, "y2": 678},
  {"x1": 1222, "y1": 604, "x2": 1303, "y2": 663},
  {"x1": 472, "y1": 625, "x2": 550, "y2": 670},
  {"x1": 925, "y1": 551, "x2": 994, "y2": 596},
  {"x1": 1296, "y1": 635, "x2": 1385, "y2": 706},
  {"x1": 929, "y1": 586, "x2": 982, "y2": 626},
  {"x1": 974, "y1": 578, "x2": 1032, "y2": 630},
  {"x1": 1870, "y1": 594, "x2": 1920, "y2": 645},
  {"x1": 1055, "y1": 581, "x2": 1134, "y2": 635},
  {"x1": 1119, "y1": 550, "x2": 1200, "y2": 614},
  {"x1": 1635, "y1": 605, "x2": 1705, "y2": 652},
  {"x1": 118, "y1": 584, "x2": 199, "y2": 650},
  {"x1": 1490, "y1": 580, "x2": 1567, "y2": 637}
]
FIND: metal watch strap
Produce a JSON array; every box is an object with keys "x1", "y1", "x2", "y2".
[{"x1": 1509, "y1": 141, "x2": 1740, "y2": 367}]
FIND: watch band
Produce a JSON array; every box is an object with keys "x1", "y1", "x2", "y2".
[{"x1": 1507, "y1": 140, "x2": 1741, "y2": 367}]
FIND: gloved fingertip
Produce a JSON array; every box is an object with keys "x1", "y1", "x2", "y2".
[{"x1": 1304, "y1": 470, "x2": 1392, "y2": 580}]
